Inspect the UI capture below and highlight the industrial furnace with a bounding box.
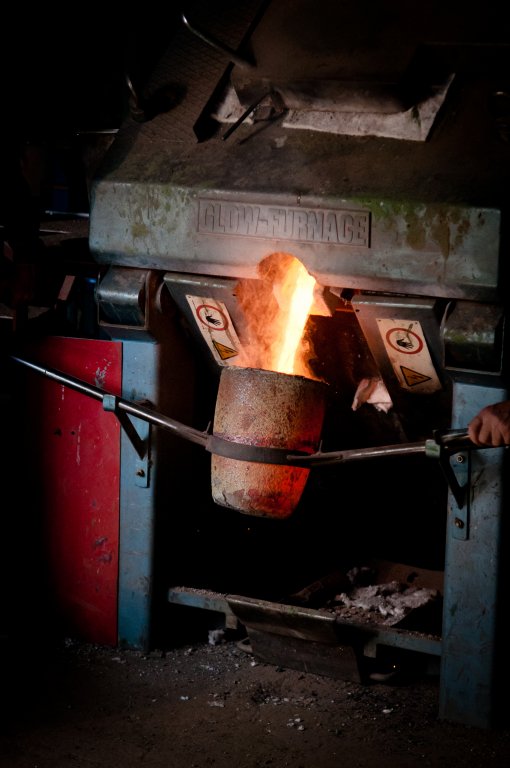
[13,0,509,730]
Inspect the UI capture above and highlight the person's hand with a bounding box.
[467,401,510,447]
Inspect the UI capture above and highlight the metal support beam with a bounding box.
[440,378,508,728]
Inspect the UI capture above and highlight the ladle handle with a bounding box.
[431,428,472,452]
[286,428,481,468]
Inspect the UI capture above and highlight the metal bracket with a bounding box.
[102,394,151,486]
[102,394,148,459]
[425,435,469,515]
[448,451,470,539]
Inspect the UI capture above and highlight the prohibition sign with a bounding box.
[385,326,424,354]
[196,303,228,331]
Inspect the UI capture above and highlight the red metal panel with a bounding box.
[22,336,122,646]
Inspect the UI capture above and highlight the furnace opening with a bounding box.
[233,251,324,380]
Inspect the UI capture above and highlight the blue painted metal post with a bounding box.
[440,378,508,728]
[117,339,163,650]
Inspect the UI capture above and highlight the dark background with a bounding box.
[0,8,184,246]
[1,9,183,139]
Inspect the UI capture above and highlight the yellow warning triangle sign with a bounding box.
[400,366,432,387]
[213,340,238,361]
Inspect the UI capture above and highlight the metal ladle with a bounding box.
[11,355,496,511]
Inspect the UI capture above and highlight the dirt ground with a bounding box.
[2,628,510,768]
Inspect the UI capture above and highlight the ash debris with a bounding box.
[325,566,441,626]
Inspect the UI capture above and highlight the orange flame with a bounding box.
[234,253,319,379]
[272,258,316,375]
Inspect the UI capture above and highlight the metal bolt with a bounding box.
[136,468,146,478]
[455,454,465,463]
[454,517,464,528]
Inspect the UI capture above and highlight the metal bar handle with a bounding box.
[11,356,209,449]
